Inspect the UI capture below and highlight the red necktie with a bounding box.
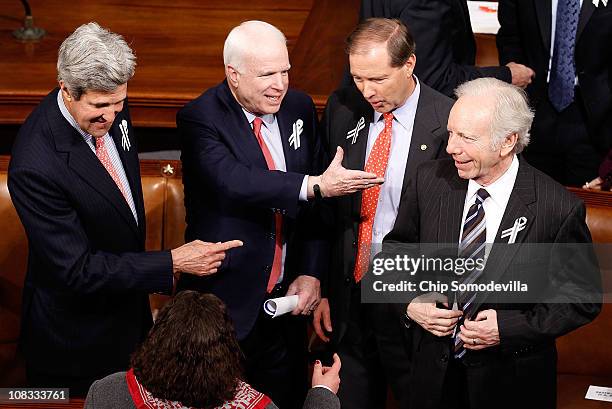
[252,118,283,293]
[353,113,393,282]
[95,136,130,204]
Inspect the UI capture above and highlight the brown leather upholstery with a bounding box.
[555,189,612,408]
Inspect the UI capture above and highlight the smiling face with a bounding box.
[226,42,290,115]
[446,95,516,186]
[349,42,415,113]
[60,82,127,138]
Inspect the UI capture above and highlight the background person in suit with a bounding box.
[8,22,241,396]
[177,20,382,409]
[312,18,454,409]
[387,78,601,409]
[497,0,612,186]
[357,0,535,97]
[84,291,342,409]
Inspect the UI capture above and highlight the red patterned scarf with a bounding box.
[126,368,272,409]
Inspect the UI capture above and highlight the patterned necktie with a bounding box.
[353,112,393,282]
[252,117,284,293]
[454,188,489,358]
[548,0,580,112]
[95,136,130,204]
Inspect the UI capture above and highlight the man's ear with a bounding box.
[405,54,416,77]
[59,81,71,101]
[226,65,239,87]
[501,132,519,155]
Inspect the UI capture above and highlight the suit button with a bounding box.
[440,354,449,363]
[345,277,352,284]
[352,241,357,248]
[265,265,271,273]
[270,232,275,239]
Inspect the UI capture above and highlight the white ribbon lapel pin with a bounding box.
[120,120,131,151]
[500,217,528,244]
[289,119,303,150]
[346,117,365,145]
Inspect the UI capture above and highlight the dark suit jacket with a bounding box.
[84,371,340,409]
[386,158,601,409]
[497,0,612,151]
[8,90,173,380]
[320,82,454,345]
[359,0,511,96]
[177,80,326,340]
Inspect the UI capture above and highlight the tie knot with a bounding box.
[94,136,105,151]
[476,188,490,203]
[383,112,393,125]
[252,117,263,136]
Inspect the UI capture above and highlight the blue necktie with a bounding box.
[454,188,489,358]
[548,0,580,112]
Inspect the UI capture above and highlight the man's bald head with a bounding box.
[223,20,287,72]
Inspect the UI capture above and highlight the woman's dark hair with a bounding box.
[131,291,242,408]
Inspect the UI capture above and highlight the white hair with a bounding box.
[455,78,534,154]
[223,20,286,72]
[57,22,136,99]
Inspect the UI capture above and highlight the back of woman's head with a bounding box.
[131,291,242,408]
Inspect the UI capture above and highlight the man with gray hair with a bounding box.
[9,22,241,395]
[385,77,600,408]
[177,20,381,408]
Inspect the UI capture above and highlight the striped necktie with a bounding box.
[454,188,489,358]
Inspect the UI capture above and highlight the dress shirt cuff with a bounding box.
[299,175,309,201]
[312,385,335,394]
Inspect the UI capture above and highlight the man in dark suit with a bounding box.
[497,0,612,186]
[358,0,535,97]
[177,20,382,409]
[8,23,241,396]
[312,18,453,409]
[385,78,601,409]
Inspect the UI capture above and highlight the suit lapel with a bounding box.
[400,86,446,199]
[344,103,374,223]
[475,160,536,307]
[534,0,553,52]
[219,82,269,169]
[276,109,296,171]
[109,116,144,227]
[577,0,595,43]
[438,173,467,243]
[49,103,140,238]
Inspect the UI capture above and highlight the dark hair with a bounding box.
[345,18,416,67]
[130,291,242,408]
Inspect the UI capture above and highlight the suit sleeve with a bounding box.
[8,166,173,295]
[178,110,305,218]
[302,387,340,409]
[496,0,527,65]
[392,0,511,96]
[497,202,602,347]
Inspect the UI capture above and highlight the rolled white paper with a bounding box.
[263,295,299,318]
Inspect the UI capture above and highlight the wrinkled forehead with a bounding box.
[241,42,290,73]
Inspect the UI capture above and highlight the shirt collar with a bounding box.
[56,89,104,146]
[242,108,275,128]
[373,76,421,131]
[466,154,520,206]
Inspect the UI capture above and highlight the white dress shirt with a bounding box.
[459,155,520,245]
[367,77,421,246]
